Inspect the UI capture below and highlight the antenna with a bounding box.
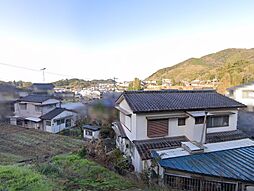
[40,68,46,82]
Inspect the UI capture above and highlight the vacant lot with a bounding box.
[0,123,84,164]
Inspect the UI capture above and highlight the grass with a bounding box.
[36,154,134,191]
[0,165,54,191]
[0,154,135,191]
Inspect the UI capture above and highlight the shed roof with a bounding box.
[155,146,254,183]
[82,125,101,131]
[40,108,68,120]
[117,90,245,113]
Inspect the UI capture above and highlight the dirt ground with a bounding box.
[0,123,84,164]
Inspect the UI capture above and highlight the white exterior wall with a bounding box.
[231,84,254,110]
[83,130,100,139]
[45,110,76,133]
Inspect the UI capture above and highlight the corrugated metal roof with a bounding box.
[155,146,254,183]
[117,90,245,113]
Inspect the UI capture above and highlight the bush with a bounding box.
[99,127,115,139]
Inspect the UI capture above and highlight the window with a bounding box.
[46,120,51,126]
[35,105,41,112]
[20,103,27,110]
[60,118,65,124]
[195,117,204,124]
[56,119,61,125]
[86,130,93,136]
[65,118,71,127]
[207,115,229,128]
[147,119,168,138]
[178,118,186,126]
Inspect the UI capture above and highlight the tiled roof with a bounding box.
[156,146,254,182]
[133,136,188,160]
[118,90,245,113]
[18,94,55,103]
[206,130,248,143]
[134,130,249,160]
[40,108,66,120]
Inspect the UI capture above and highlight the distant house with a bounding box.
[112,90,254,190]
[30,83,55,95]
[227,81,254,111]
[10,94,76,133]
[82,124,101,140]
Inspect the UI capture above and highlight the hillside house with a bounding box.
[10,94,77,133]
[227,81,254,111]
[112,90,254,190]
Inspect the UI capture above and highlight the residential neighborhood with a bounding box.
[1,1,254,190]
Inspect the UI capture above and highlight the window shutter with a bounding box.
[147,119,168,138]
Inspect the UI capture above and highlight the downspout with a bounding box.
[200,111,208,144]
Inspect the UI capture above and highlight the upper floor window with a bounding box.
[19,103,27,110]
[195,117,204,124]
[147,119,168,138]
[207,115,229,128]
[178,118,186,126]
[46,120,51,126]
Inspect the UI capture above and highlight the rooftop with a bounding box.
[227,81,254,91]
[31,83,54,90]
[155,146,254,183]
[82,124,101,131]
[40,108,67,120]
[18,94,56,103]
[117,90,245,113]
[133,130,249,160]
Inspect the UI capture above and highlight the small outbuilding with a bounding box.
[82,124,101,140]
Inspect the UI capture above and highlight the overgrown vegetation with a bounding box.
[147,48,254,93]
[0,165,54,191]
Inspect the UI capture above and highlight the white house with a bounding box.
[112,90,248,172]
[82,124,101,140]
[10,94,76,133]
[112,90,254,190]
[227,81,254,111]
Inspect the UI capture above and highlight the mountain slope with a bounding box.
[147,48,254,92]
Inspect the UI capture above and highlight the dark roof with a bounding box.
[18,94,56,103]
[31,83,54,90]
[40,108,67,120]
[133,136,188,160]
[155,146,254,183]
[206,129,249,143]
[117,90,245,113]
[227,81,254,91]
[115,122,127,138]
[82,124,101,131]
[133,130,249,160]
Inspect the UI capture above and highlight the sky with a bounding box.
[0,0,254,82]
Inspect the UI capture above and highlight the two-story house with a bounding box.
[10,94,76,133]
[112,90,254,190]
[227,81,254,111]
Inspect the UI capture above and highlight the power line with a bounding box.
[0,62,79,79]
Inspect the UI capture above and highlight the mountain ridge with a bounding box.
[146,48,254,92]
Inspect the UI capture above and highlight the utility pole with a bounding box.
[40,68,46,82]
[112,77,118,92]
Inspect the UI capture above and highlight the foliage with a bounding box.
[99,127,115,139]
[0,165,54,191]
[128,77,142,90]
[147,48,254,93]
[47,154,134,191]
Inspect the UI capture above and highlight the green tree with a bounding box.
[128,78,142,90]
